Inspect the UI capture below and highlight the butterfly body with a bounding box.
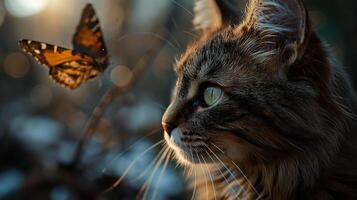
[19,4,108,89]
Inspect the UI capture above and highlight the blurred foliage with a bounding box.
[0,0,356,199]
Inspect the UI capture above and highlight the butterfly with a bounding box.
[19,4,109,89]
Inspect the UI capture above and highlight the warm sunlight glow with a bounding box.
[110,65,133,87]
[5,0,50,17]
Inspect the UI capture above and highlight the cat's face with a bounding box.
[162,28,315,165]
[162,0,332,166]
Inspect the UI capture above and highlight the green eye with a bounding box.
[203,87,223,107]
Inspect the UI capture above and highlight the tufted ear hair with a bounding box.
[241,0,310,66]
[193,0,240,31]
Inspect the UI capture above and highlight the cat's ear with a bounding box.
[242,0,309,66]
[193,0,240,31]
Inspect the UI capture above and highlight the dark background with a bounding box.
[0,0,356,199]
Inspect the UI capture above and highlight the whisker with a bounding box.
[206,145,248,197]
[204,150,237,196]
[210,143,261,199]
[232,182,245,200]
[183,30,199,38]
[142,146,171,200]
[206,148,246,200]
[206,144,245,198]
[196,151,209,200]
[135,146,167,181]
[139,146,169,199]
[201,152,217,200]
[171,0,193,17]
[231,161,261,199]
[102,128,162,175]
[209,143,224,154]
[167,18,183,49]
[137,182,148,200]
[104,139,164,192]
[151,148,173,200]
[188,149,197,200]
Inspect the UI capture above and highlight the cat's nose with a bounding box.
[162,122,177,136]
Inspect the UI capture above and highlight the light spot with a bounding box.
[41,43,47,50]
[110,65,133,87]
[4,0,50,18]
[54,45,58,53]
[34,49,41,54]
[4,52,30,78]
[27,40,32,44]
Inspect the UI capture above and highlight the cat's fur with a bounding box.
[162,0,357,199]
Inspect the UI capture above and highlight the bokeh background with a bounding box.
[0,0,356,199]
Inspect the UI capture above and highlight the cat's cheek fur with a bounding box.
[210,132,250,163]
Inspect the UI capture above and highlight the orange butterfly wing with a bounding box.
[19,39,100,89]
[17,4,108,89]
[73,3,108,68]
[50,63,99,90]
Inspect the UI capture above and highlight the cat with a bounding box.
[161,0,357,199]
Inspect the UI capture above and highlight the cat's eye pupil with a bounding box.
[203,86,222,107]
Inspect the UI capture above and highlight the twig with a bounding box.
[70,8,176,167]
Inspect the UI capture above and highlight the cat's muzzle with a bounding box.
[164,127,208,157]
[164,127,184,149]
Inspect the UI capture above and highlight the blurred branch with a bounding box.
[70,6,177,168]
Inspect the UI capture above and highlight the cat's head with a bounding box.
[162,0,344,167]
